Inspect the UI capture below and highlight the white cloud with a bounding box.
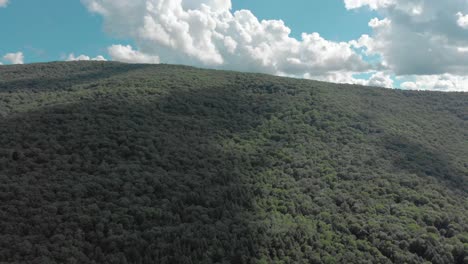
[66,53,107,61]
[368,18,391,29]
[310,71,393,88]
[456,12,468,29]
[344,0,395,10]
[400,81,418,90]
[108,45,160,63]
[82,0,370,78]
[94,55,107,61]
[306,71,366,85]
[80,0,468,91]
[0,0,8,8]
[367,71,394,88]
[3,52,24,64]
[400,74,468,92]
[351,0,468,79]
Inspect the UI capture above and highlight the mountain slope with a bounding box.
[0,61,467,264]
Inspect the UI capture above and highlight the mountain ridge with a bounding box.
[0,61,467,264]
[2,60,467,93]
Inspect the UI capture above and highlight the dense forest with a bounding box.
[0,61,467,264]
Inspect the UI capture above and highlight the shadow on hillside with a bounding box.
[0,62,151,92]
[0,80,284,263]
[381,135,467,193]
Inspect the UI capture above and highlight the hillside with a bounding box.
[0,61,467,264]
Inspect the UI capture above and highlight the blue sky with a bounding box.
[1,0,468,91]
[233,0,378,41]
[0,0,121,62]
[0,0,376,62]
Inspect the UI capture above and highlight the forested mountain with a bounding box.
[0,61,466,264]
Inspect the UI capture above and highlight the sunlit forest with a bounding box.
[0,61,467,264]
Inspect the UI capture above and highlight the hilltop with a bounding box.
[0,61,467,264]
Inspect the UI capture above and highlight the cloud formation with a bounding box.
[82,0,371,81]
[457,12,468,29]
[401,74,468,92]
[353,0,468,76]
[81,0,468,91]
[108,45,160,63]
[66,53,107,61]
[0,0,8,8]
[3,52,24,64]
[349,0,468,91]
[310,71,394,88]
[344,0,394,10]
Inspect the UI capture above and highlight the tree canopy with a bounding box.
[0,61,467,264]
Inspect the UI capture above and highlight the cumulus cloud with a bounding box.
[348,0,468,92]
[3,52,24,64]
[80,0,468,91]
[0,0,8,8]
[309,70,393,88]
[82,0,370,78]
[401,74,468,91]
[67,53,107,61]
[457,12,468,29]
[311,71,365,85]
[351,0,468,77]
[367,71,394,88]
[344,0,394,10]
[368,18,391,29]
[108,45,160,63]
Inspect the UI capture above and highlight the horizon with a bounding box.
[2,60,467,94]
[1,0,468,91]
[0,9,467,263]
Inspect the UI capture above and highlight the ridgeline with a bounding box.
[0,61,467,264]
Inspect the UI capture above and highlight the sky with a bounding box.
[1,0,468,91]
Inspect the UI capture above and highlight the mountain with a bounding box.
[0,61,467,264]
